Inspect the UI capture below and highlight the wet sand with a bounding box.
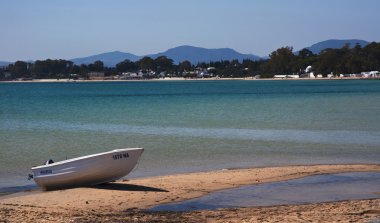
[1,164,379,222]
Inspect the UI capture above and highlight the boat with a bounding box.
[30,148,144,190]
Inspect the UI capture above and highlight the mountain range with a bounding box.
[1,39,372,67]
[306,39,369,54]
[71,51,140,67]
[71,45,261,67]
[147,46,261,65]
[70,39,371,67]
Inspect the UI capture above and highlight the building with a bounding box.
[361,71,380,78]
[87,72,104,80]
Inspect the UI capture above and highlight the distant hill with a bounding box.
[148,45,261,64]
[70,46,261,67]
[71,51,140,67]
[0,61,11,67]
[305,39,369,54]
[68,40,371,67]
[4,40,372,68]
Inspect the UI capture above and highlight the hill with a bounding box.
[0,61,11,67]
[3,40,370,68]
[305,39,369,54]
[71,51,140,67]
[68,40,371,67]
[148,45,261,64]
[69,46,261,67]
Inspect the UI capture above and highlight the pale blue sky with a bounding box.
[0,0,379,61]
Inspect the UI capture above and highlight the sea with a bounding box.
[1,79,380,192]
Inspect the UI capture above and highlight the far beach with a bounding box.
[2,74,377,84]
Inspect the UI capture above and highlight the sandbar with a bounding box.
[1,164,379,222]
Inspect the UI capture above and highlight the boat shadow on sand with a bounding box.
[0,183,168,198]
[89,183,168,192]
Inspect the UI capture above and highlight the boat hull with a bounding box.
[31,148,144,190]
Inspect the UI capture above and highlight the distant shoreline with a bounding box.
[1,76,376,83]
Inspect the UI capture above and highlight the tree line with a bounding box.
[1,42,379,80]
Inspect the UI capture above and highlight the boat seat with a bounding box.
[45,159,54,165]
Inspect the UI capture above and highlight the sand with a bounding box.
[1,164,379,222]
[3,76,368,83]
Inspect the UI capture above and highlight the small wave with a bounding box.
[2,120,380,146]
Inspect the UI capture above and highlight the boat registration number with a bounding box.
[113,153,129,160]
[40,169,52,175]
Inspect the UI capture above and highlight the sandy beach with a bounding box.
[1,164,379,222]
[2,75,371,83]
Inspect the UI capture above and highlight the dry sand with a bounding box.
[3,76,367,83]
[1,164,379,222]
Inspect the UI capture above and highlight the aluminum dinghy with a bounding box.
[31,148,144,190]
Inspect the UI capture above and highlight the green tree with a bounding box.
[178,60,192,72]
[364,42,380,71]
[88,60,104,72]
[298,48,314,59]
[138,56,155,71]
[295,48,317,74]
[346,44,365,74]
[242,59,263,76]
[11,61,29,77]
[314,49,340,74]
[154,56,174,72]
[264,46,296,75]
[116,59,138,73]
[80,64,89,78]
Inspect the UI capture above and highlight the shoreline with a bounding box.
[1,76,377,83]
[1,164,379,222]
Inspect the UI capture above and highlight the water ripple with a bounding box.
[2,120,380,146]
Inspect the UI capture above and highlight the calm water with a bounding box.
[151,172,380,211]
[1,79,380,190]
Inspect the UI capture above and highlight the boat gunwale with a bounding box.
[31,148,143,170]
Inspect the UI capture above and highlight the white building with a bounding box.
[361,71,380,78]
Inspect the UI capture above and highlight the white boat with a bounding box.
[31,148,144,190]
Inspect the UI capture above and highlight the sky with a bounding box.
[0,0,379,61]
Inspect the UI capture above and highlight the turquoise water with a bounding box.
[1,80,380,190]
